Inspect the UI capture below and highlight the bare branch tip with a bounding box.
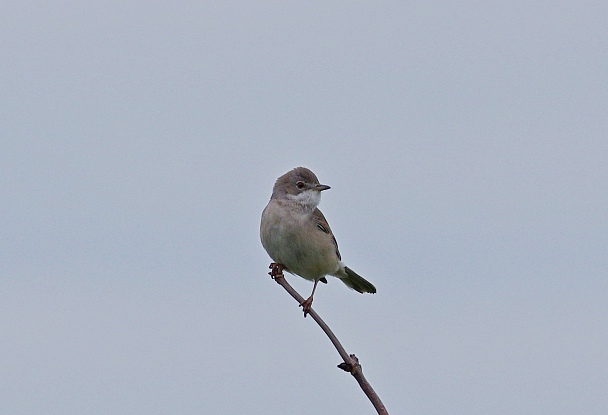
[265,264,388,414]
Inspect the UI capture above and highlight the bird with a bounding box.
[260,167,376,315]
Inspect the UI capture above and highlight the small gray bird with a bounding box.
[260,167,376,314]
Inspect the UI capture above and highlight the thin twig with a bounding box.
[269,263,389,415]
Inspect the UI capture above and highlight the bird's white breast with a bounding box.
[260,199,339,280]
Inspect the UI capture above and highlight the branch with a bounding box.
[269,263,389,415]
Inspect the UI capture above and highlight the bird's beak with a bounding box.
[315,184,331,191]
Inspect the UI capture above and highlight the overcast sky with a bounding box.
[1,2,607,414]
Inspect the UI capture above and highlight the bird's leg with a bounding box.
[269,263,284,279]
[300,278,320,317]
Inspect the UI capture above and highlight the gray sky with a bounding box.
[1,2,607,414]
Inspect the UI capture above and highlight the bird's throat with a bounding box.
[286,189,321,211]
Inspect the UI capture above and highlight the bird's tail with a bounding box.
[339,267,376,294]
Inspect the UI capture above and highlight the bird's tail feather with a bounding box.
[340,267,376,294]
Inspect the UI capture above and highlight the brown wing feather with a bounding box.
[313,208,341,261]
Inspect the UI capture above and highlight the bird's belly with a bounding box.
[261,215,338,280]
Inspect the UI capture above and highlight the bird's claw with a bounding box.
[269,263,284,279]
[299,296,313,317]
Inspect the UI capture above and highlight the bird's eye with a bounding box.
[296,181,305,189]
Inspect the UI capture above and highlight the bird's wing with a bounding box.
[313,208,341,261]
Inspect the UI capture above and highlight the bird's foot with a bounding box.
[299,295,314,318]
[268,263,284,279]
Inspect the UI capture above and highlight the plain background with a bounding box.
[1,2,607,414]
